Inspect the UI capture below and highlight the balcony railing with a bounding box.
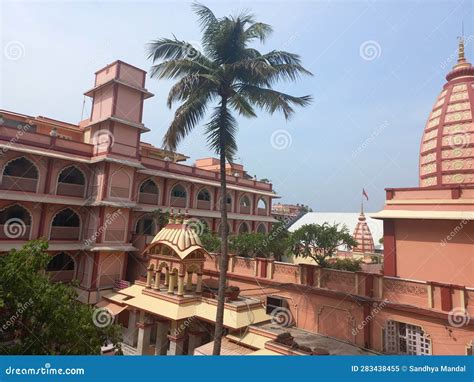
[240,206,251,214]
[50,226,80,240]
[56,182,85,197]
[138,192,159,204]
[48,270,75,283]
[0,224,31,240]
[0,175,38,192]
[196,200,211,210]
[258,208,267,216]
[170,197,186,208]
[104,229,125,242]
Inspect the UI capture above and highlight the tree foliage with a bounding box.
[0,241,122,355]
[289,223,358,267]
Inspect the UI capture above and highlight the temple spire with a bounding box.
[458,35,466,64]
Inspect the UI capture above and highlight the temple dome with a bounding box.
[352,209,375,254]
[419,38,474,187]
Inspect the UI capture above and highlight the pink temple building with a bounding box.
[0,60,277,304]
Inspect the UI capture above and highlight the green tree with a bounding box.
[0,241,122,355]
[326,258,362,272]
[229,232,267,258]
[199,226,221,253]
[265,221,290,261]
[147,3,312,354]
[152,208,170,230]
[289,223,358,267]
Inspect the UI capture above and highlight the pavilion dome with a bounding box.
[419,38,474,187]
[352,209,375,254]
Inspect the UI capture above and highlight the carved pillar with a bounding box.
[196,273,203,294]
[153,271,160,290]
[185,272,193,291]
[146,267,153,288]
[177,274,185,296]
[168,272,176,294]
[124,309,138,347]
[167,335,185,355]
[164,268,170,286]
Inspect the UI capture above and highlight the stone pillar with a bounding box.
[154,320,170,355]
[136,312,153,355]
[146,268,153,288]
[186,272,193,291]
[187,331,204,355]
[124,310,138,346]
[196,273,203,294]
[168,273,176,294]
[167,335,185,355]
[177,274,185,296]
[164,268,170,286]
[153,271,160,290]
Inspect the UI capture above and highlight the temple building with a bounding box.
[0,60,277,304]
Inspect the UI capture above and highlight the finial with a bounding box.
[458,35,466,64]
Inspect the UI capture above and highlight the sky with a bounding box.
[1,0,472,212]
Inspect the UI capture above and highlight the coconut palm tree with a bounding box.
[147,3,312,355]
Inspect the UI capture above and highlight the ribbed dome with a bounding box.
[419,38,474,187]
[352,210,375,254]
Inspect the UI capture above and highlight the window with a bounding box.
[3,157,38,179]
[197,189,211,201]
[257,223,267,234]
[140,179,158,194]
[47,252,74,271]
[0,204,31,239]
[384,321,431,355]
[136,216,156,236]
[171,184,186,198]
[240,196,250,207]
[239,222,250,233]
[257,198,267,209]
[52,209,80,227]
[58,166,85,185]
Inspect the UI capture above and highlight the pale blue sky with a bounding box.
[1,0,472,211]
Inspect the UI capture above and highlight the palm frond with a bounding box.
[167,74,217,108]
[205,105,238,162]
[149,58,214,80]
[228,91,257,118]
[162,93,211,151]
[238,84,312,119]
[244,22,273,42]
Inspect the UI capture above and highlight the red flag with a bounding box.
[362,188,369,201]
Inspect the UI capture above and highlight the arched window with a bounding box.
[47,252,75,271]
[57,166,85,197]
[257,198,267,215]
[256,223,267,234]
[197,188,211,209]
[239,195,251,214]
[50,208,80,240]
[1,157,38,192]
[238,222,250,234]
[135,215,157,236]
[139,179,159,204]
[0,204,31,239]
[170,184,187,208]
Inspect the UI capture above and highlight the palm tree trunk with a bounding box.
[212,98,230,355]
